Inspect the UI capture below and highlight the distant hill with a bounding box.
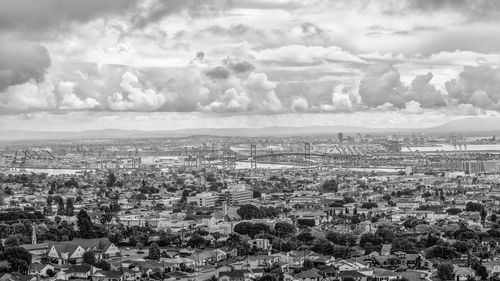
[1,116,500,140]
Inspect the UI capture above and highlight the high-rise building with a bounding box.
[338,132,344,143]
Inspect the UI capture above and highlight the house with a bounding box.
[380,244,392,256]
[20,243,49,263]
[249,238,272,251]
[401,254,422,269]
[71,238,121,259]
[47,238,120,265]
[293,268,322,281]
[337,270,369,281]
[372,269,402,281]
[373,255,398,268]
[0,273,12,281]
[453,266,476,281]
[219,270,250,281]
[28,263,54,277]
[64,264,93,279]
[93,270,124,281]
[334,259,369,272]
[484,260,500,276]
[244,255,280,269]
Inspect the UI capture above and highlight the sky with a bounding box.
[2,0,500,131]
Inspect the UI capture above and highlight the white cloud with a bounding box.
[291,96,309,112]
[199,88,250,112]
[108,71,167,111]
[0,80,56,112]
[253,45,364,64]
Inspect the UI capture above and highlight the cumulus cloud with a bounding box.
[407,72,445,108]
[0,40,51,90]
[445,65,500,111]
[358,64,407,108]
[108,72,167,111]
[199,88,250,112]
[58,81,99,110]
[403,100,424,114]
[291,97,309,112]
[320,84,355,112]
[0,80,56,112]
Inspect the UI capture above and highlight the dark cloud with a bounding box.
[0,41,51,90]
[445,65,500,110]
[227,61,255,73]
[0,0,138,34]
[132,0,230,29]
[381,0,500,22]
[206,66,231,79]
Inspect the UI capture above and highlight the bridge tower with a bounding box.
[304,142,311,165]
[250,144,257,169]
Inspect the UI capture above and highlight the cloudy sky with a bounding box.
[2,0,500,131]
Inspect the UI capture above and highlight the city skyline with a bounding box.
[2,0,500,130]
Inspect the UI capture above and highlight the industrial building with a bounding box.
[187,192,219,207]
[462,161,484,175]
[219,184,253,205]
[483,160,500,173]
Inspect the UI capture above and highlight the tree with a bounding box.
[82,250,96,265]
[234,222,271,238]
[187,234,208,248]
[45,268,56,277]
[492,213,498,222]
[466,202,484,212]
[46,195,53,206]
[437,263,454,280]
[4,236,20,247]
[237,204,263,220]
[302,259,315,270]
[94,260,111,270]
[65,198,74,216]
[148,243,161,260]
[0,247,32,273]
[274,222,295,238]
[205,276,218,281]
[472,261,488,280]
[320,179,338,192]
[361,202,378,209]
[481,209,487,222]
[446,208,462,215]
[77,209,94,238]
[106,172,117,187]
[297,231,315,244]
[56,196,65,215]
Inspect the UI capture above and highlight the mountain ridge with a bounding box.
[1,116,500,141]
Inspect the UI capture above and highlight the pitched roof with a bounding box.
[294,268,322,279]
[337,270,369,278]
[71,238,113,252]
[219,270,249,278]
[94,270,124,279]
